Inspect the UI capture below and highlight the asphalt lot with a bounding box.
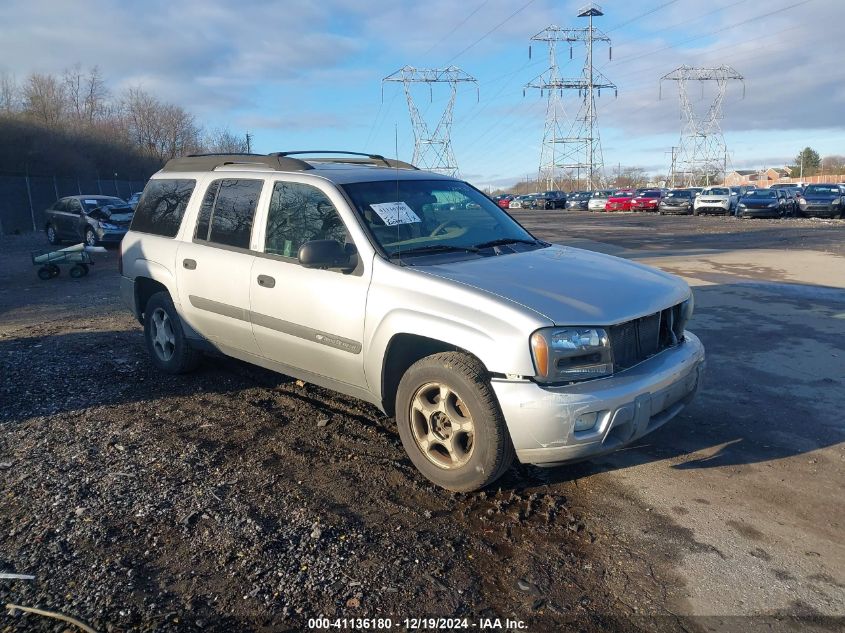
[1,210,844,632]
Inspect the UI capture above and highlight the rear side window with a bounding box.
[194,179,263,249]
[130,179,196,237]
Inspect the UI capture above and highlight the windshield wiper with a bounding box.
[388,244,480,259]
[472,237,540,249]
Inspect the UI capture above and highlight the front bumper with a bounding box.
[803,202,841,217]
[739,207,781,218]
[660,205,692,215]
[492,331,705,465]
[120,275,139,320]
[96,228,128,243]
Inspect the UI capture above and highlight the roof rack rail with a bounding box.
[270,151,418,170]
[161,153,314,173]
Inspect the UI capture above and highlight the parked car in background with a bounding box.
[493,194,513,209]
[605,190,635,212]
[693,186,737,216]
[588,190,614,211]
[127,192,143,209]
[45,195,133,246]
[630,190,664,212]
[798,183,845,218]
[508,194,535,210]
[735,188,791,218]
[777,185,803,210]
[687,187,704,198]
[565,191,591,210]
[658,189,695,215]
[533,190,567,209]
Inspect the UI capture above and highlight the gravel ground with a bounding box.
[2,210,843,632]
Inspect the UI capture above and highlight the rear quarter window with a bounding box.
[130,179,196,237]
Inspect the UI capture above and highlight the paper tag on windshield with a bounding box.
[369,202,421,226]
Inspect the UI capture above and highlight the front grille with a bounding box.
[609,304,685,370]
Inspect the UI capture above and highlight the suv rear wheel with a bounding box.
[143,291,201,374]
[396,352,514,492]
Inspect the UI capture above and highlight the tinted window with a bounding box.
[804,185,841,194]
[130,179,196,237]
[195,179,262,249]
[265,182,348,258]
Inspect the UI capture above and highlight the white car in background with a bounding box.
[693,186,738,216]
[588,190,614,211]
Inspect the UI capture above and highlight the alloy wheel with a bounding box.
[410,382,475,469]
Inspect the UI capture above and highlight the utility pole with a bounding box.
[382,66,478,177]
[660,65,744,187]
[245,132,252,154]
[525,3,615,191]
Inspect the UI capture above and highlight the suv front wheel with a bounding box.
[143,291,201,374]
[396,352,514,492]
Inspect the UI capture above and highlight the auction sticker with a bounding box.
[370,202,421,226]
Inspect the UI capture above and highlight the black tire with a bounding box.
[69,264,86,279]
[37,267,53,281]
[143,291,202,374]
[396,352,514,492]
[692,209,700,216]
[85,228,97,247]
[46,224,60,245]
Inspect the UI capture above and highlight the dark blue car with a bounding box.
[799,184,845,218]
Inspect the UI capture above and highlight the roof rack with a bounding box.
[270,151,418,170]
[161,153,314,173]
[160,151,418,173]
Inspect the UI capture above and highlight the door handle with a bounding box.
[183,259,197,270]
[257,274,275,288]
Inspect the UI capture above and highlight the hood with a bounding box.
[415,245,690,325]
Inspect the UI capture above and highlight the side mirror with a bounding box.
[298,239,356,273]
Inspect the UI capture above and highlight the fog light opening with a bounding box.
[574,412,599,432]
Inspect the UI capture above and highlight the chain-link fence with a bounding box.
[0,173,149,235]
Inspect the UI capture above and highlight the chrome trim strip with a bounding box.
[188,295,362,354]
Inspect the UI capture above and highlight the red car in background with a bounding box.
[605,190,635,211]
[493,194,513,209]
[630,190,665,212]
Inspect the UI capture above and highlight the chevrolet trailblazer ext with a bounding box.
[120,152,704,491]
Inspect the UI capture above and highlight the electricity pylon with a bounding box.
[382,66,478,177]
[660,65,745,186]
[525,3,615,190]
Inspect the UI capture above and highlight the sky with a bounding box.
[1,0,843,189]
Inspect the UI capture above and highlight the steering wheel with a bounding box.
[429,219,461,237]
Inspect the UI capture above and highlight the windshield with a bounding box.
[703,188,729,196]
[666,190,691,198]
[640,191,661,198]
[745,190,776,198]
[612,191,634,198]
[804,185,841,194]
[342,179,538,259]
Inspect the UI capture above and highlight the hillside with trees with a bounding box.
[0,65,247,179]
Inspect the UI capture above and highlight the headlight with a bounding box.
[99,221,119,229]
[530,327,612,383]
[738,203,746,208]
[767,202,777,208]
[799,198,808,209]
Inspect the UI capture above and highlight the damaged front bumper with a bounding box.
[492,331,705,465]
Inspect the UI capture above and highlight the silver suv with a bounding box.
[120,152,705,491]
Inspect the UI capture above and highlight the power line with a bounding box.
[605,0,680,32]
[610,0,814,67]
[444,0,538,65]
[423,0,491,57]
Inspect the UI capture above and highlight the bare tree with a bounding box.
[0,71,20,114]
[23,73,66,126]
[63,64,108,127]
[122,87,201,161]
[203,127,249,154]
